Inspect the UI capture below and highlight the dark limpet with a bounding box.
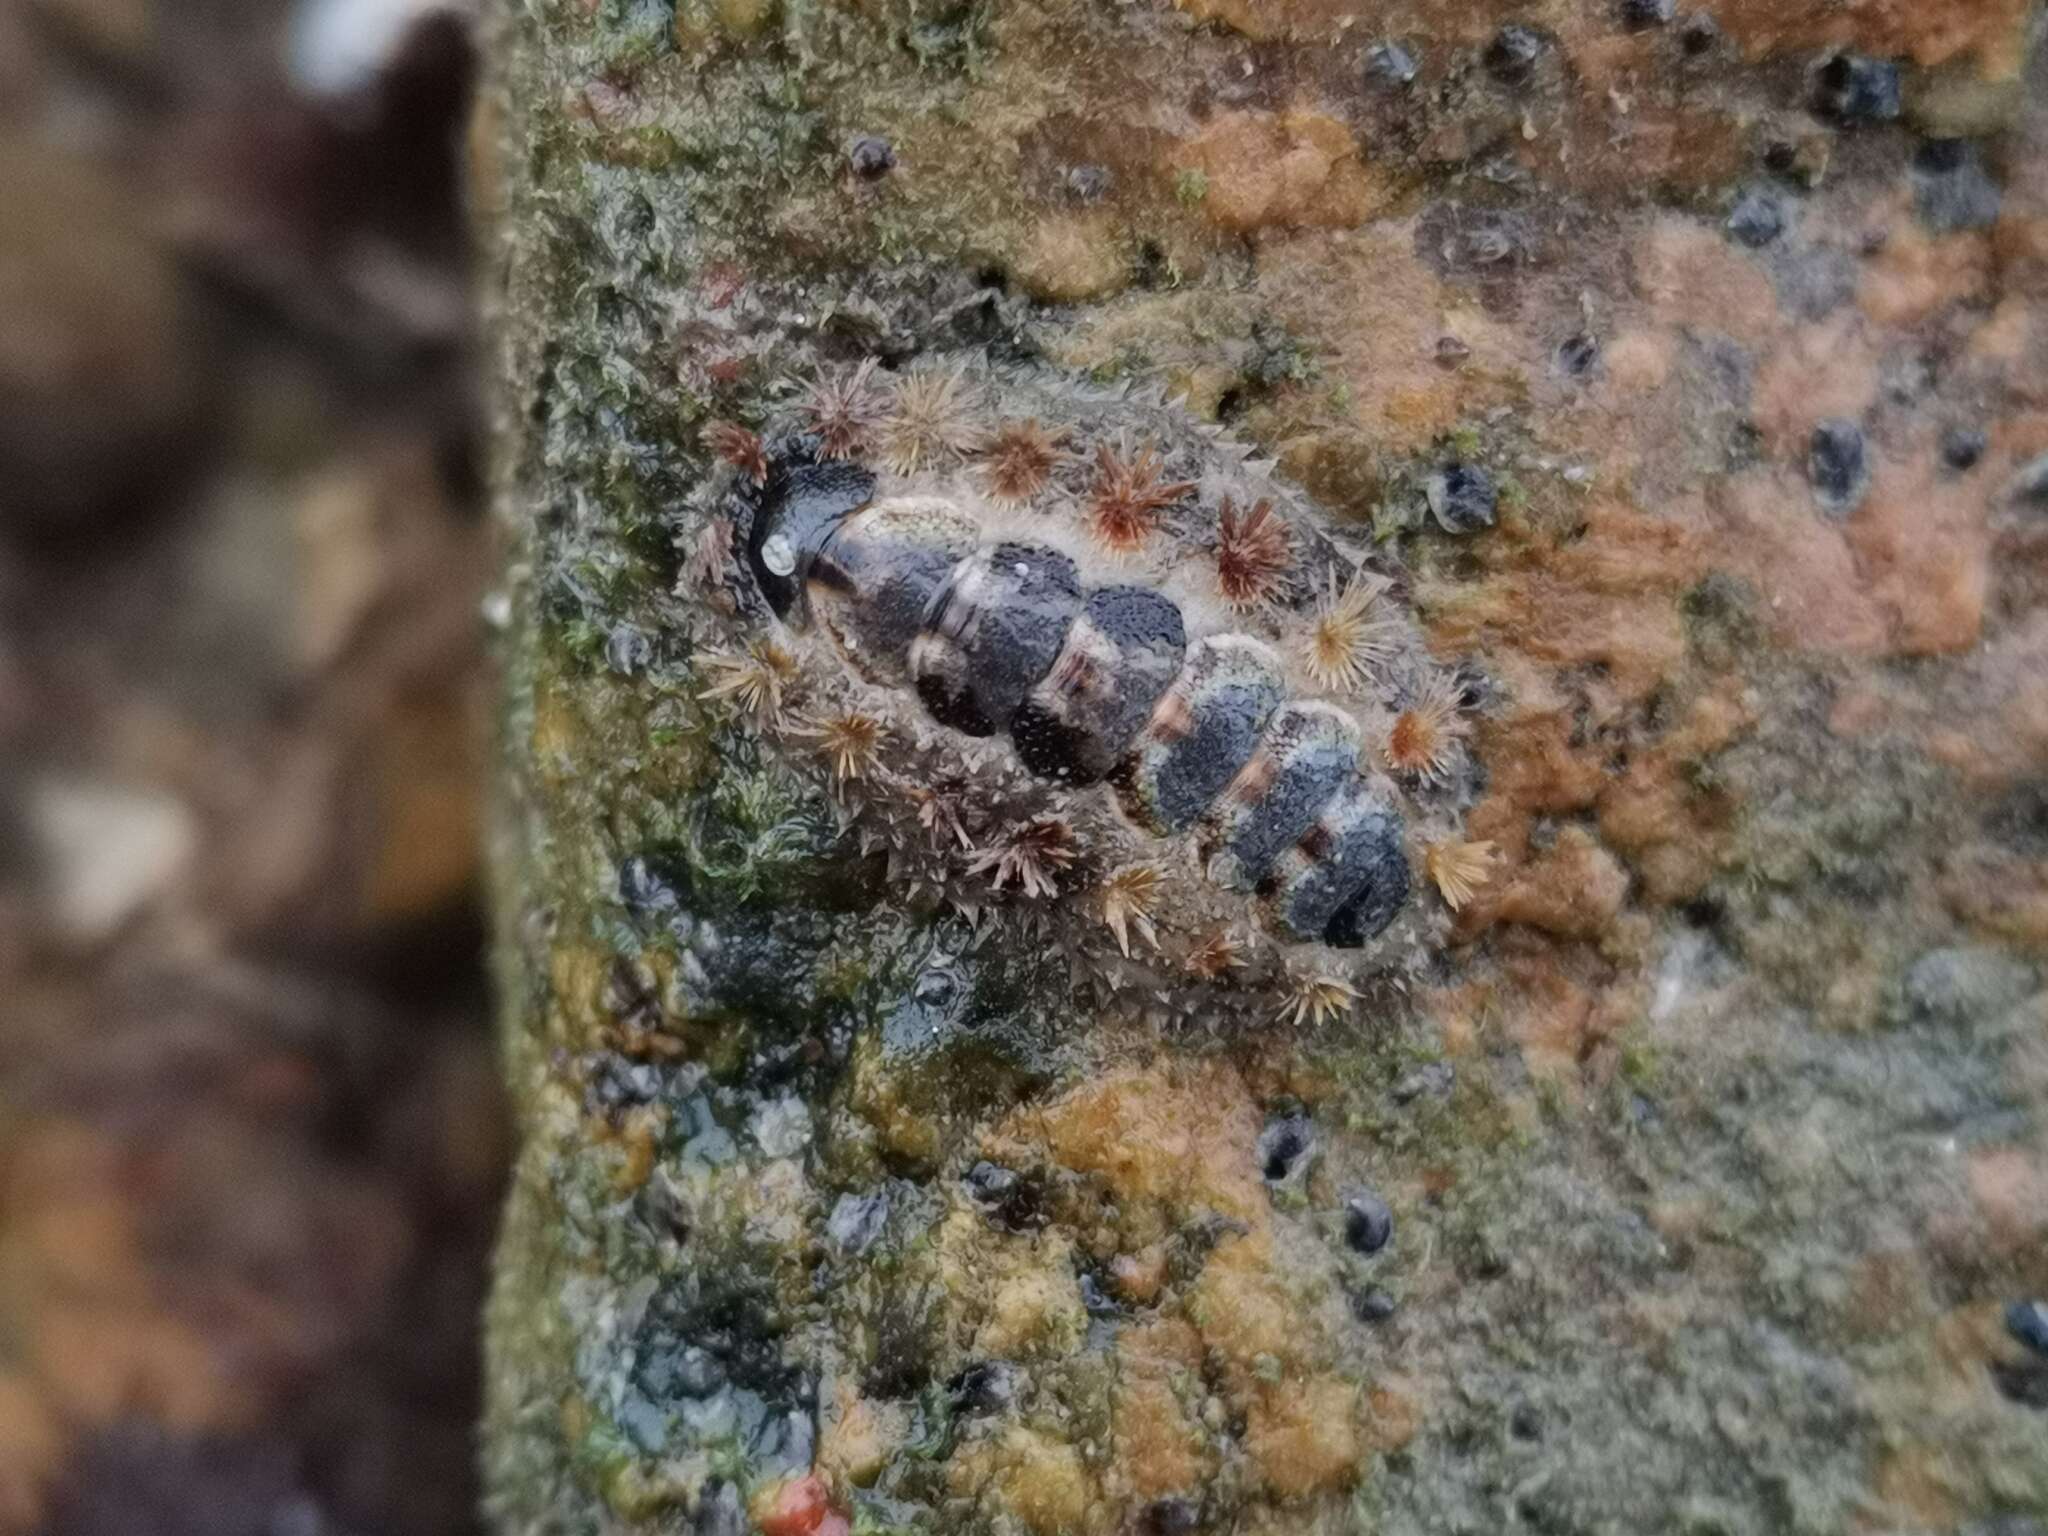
[1427,463,1498,533]
[1726,188,1786,248]
[1343,1189,1394,1254]
[1808,419,1869,516]
[1484,24,1547,86]
[847,134,897,179]
[1812,53,1901,125]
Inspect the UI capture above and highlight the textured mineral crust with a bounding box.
[480,0,2048,1531]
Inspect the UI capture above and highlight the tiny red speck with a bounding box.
[702,262,747,311]
[760,1475,833,1536]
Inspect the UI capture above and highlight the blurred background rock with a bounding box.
[0,1,502,1532]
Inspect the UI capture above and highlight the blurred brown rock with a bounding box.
[205,437,489,951]
[0,142,206,539]
[29,0,155,67]
[0,3,494,1534]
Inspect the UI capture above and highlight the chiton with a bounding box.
[702,358,1484,957]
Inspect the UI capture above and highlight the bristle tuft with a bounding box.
[907,783,974,851]
[879,367,980,475]
[1425,838,1498,911]
[1214,497,1294,609]
[967,815,1078,899]
[706,420,767,484]
[698,638,798,726]
[803,709,886,783]
[1098,863,1165,957]
[1304,570,1400,693]
[980,419,1071,503]
[680,516,734,594]
[1085,441,1196,555]
[800,359,883,460]
[1383,672,1470,784]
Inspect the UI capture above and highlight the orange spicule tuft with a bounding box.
[1185,926,1248,980]
[979,418,1071,503]
[1277,972,1359,1027]
[800,358,882,460]
[698,638,798,725]
[966,815,1078,899]
[1424,838,1498,912]
[878,367,981,475]
[1382,673,1469,784]
[1214,497,1294,609]
[803,709,886,783]
[1303,569,1400,693]
[1097,863,1165,957]
[1084,440,1196,554]
[705,420,768,485]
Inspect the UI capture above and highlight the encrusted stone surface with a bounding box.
[481,0,2048,1531]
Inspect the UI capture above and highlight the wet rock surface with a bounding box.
[482,0,2048,1532]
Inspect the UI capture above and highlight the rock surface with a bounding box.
[480,0,2048,1532]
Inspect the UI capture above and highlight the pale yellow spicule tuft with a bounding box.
[879,367,981,475]
[1097,862,1166,957]
[697,638,797,725]
[1425,838,1498,911]
[1303,568,1400,693]
[1277,971,1359,1027]
[1185,926,1249,980]
[802,709,886,784]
